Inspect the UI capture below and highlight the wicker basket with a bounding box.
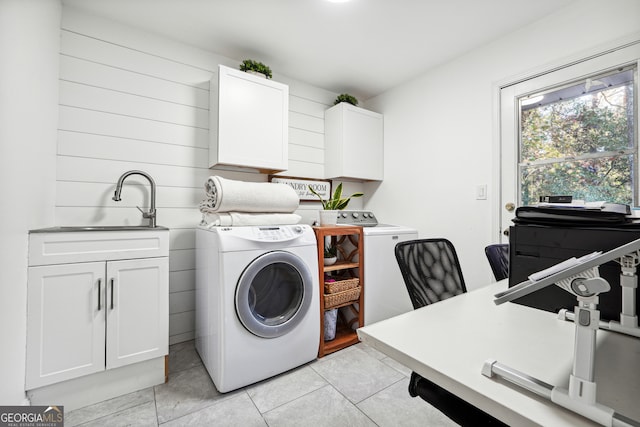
[324,286,361,309]
[324,277,359,294]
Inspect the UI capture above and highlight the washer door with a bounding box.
[235,250,314,338]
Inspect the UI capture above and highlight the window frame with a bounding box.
[516,64,638,206]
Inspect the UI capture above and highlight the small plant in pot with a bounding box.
[334,93,358,106]
[324,245,338,266]
[239,59,272,79]
[309,182,363,226]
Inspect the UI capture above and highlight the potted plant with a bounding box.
[324,245,338,265]
[239,59,273,79]
[308,182,363,226]
[334,93,358,106]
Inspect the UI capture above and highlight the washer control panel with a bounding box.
[253,225,304,241]
[336,210,378,227]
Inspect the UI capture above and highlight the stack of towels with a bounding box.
[199,175,301,227]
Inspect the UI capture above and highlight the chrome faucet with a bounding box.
[112,170,157,228]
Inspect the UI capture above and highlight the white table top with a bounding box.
[357,281,640,427]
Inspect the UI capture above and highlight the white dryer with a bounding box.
[195,224,319,393]
[337,211,418,324]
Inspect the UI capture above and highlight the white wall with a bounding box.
[10,0,628,403]
[58,7,362,345]
[0,0,60,405]
[365,0,640,290]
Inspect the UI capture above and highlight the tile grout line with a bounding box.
[70,340,416,426]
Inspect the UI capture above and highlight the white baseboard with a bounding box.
[27,357,165,411]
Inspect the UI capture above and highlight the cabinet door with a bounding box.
[325,103,384,180]
[26,262,106,389]
[106,257,168,369]
[210,65,289,171]
[343,107,383,180]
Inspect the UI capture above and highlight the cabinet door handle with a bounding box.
[110,278,114,310]
[98,278,102,310]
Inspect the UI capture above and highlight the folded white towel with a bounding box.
[201,212,302,227]
[201,176,299,213]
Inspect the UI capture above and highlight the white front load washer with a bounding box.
[195,224,319,393]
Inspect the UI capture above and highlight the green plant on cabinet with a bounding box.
[308,182,363,210]
[239,59,273,79]
[334,93,358,106]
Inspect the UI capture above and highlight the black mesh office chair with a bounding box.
[395,238,466,308]
[395,239,508,427]
[484,244,509,281]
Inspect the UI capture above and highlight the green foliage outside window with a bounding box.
[520,73,635,206]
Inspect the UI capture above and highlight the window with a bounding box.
[518,66,637,206]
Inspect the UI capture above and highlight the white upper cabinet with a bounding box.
[209,65,289,172]
[324,103,384,181]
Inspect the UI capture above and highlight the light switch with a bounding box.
[476,184,487,200]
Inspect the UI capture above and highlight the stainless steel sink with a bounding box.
[30,225,169,233]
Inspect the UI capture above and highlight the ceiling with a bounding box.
[62,0,575,101]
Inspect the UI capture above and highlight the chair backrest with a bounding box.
[484,244,509,281]
[394,238,467,309]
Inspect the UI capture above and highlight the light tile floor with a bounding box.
[66,340,458,426]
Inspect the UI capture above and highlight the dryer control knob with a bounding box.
[293,226,303,234]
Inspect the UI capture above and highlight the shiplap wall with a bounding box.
[59,8,356,344]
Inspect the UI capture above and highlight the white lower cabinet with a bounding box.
[26,230,169,391]
[106,258,168,370]
[26,262,106,388]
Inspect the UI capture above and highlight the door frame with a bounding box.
[492,33,640,243]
